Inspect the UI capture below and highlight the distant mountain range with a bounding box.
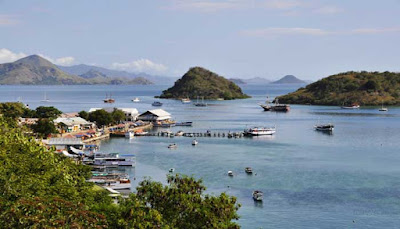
[229,75,307,85]
[0,55,174,85]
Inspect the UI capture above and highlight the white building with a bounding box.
[89,108,139,122]
[54,117,94,133]
[137,109,172,121]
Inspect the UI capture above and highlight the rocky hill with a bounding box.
[271,75,306,84]
[0,55,153,85]
[159,67,250,100]
[277,71,400,105]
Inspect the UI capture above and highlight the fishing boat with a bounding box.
[103,93,115,103]
[41,92,50,102]
[175,121,193,126]
[181,98,191,104]
[125,131,134,139]
[314,124,334,131]
[168,143,177,149]
[244,127,276,136]
[379,101,388,111]
[152,101,163,106]
[341,103,360,109]
[245,167,253,174]
[132,97,140,102]
[192,139,198,146]
[228,171,234,176]
[253,190,263,201]
[194,96,207,107]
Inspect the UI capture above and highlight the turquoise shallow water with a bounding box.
[2,84,400,228]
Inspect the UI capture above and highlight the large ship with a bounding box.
[260,97,290,112]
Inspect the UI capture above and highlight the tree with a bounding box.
[31,118,58,138]
[88,109,113,127]
[35,106,62,119]
[0,102,26,118]
[111,108,125,124]
[136,174,241,228]
[78,110,89,120]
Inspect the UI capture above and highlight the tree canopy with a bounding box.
[88,109,113,127]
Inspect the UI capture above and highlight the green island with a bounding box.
[277,71,400,106]
[159,67,250,100]
[0,104,241,228]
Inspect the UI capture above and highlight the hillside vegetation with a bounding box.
[277,71,400,105]
[159,67,250,100]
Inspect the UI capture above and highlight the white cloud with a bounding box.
[313,6,343,15]
[38,54,75,66]
[0,48,27,63]
[240,27,332,37]
[111,59,168,73]
[0,15,19,26]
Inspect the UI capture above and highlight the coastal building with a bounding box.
[137,109,172,121]
[18,117,39,126]
[89,108,139,122]
[54,117,95,133]
[46,138,85,151]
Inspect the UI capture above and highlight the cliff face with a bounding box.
[159,67,250,100]
[277,71,400,105]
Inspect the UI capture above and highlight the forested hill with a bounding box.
[277,71,400,106]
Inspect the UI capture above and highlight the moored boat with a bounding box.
[314,124,334,131]
[152,101,163,106]
[244,127,276,136]
[192,139,198,145]
[175,121,193,126]
[245,167,253,174]
[379,101,388,111]
[253,190,263,201]
[228,171,234,176]
[125,131,134,139]
[194,96,207,107]
[181,98,191,104]
[103,93,115,103]
[132,97,140,102]
[341,103,360,109]
[168,143,177,149]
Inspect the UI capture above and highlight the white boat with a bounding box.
[341,103,360,109]
[152,101,163,106]
[168,143,177,149]
[253,190,263,201]
[125,131,134,139]
[314,124,334,131]
[192,139,198,146]
[134,131,148,136]
[169,168,175,173]
[379,101,388,111]
[228,171,234,176]
[244,127,276,136]
[181,98,191,104]
[132,97,140,102]
[41,92,50,102]
[245,167,253,174]
[175,130,184,136]
[93,154,135,167]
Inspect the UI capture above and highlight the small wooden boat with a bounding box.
[168,143,177,149]
[245,167,253,174]
[253,190,263,201]
[152,101,163,106]
[314,124,334,131]
[192,139,198,146]
[228,171,234,176]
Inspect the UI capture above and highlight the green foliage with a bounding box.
[30,118,58,138]
[88,109,113,127]
[0,102,26,118]
[159,67,250,100]
[111,108,126,123]
[278,71,400,105]
[0,197,107,228]
[35,106,62,119]
[78,110,89,120]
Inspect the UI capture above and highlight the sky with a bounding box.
[1,0,400,80]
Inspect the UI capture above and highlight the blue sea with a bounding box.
[2,84,400,228]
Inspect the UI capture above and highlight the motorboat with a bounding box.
[168,143,178,149]
[244,127,276,136]
[192,139,198,146]
[175,122,193,126]
[152,101,163,106]
[341,103,360,109]
[125,131,134,139]
[134,131,148,136]
[132,97,140,102]
[228,171,234,176]
[181,98,191,104]
[253,190,263,201]
[245,167,253,174]
[314,124,334,131]
[169,168,175,173]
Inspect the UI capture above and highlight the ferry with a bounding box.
[244,127,276,136]
[253,190,263,201]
